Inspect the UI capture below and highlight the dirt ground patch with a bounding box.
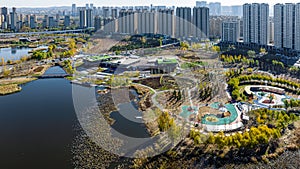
[199,106,221,115]
[0,84,21,95]
[33,66,44,72]
[0,77,36,85]
[30,65,51,76]
[133,76,177,90]
[88,38,119,54]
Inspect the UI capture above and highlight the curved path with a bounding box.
[131,82,166,111]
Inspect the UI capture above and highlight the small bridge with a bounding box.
[38,74,70,79]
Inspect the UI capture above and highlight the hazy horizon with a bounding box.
[1,0,299,8]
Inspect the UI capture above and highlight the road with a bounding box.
[0,28,94,37]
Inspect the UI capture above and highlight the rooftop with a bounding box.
[86,55,112,62]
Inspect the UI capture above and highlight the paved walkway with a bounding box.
[132,82,166,111]
[132,82,156,93]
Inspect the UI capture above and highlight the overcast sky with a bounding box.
[1,0,298,8]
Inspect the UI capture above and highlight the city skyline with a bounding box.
[1,0,298,8]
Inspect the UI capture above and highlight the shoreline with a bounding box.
[0,84,21,95]
[0,77,37,95]
[0,64,52,95]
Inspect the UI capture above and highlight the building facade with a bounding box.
[157,9,175,37]
[243,3,269,45]
[231,6,243,17]
[137,10,157,34]
[86,8,93,27]
[193,7,210,40]
[196,1,207,8]
[79,7,86,28]
[10,7,18,31]
[274,3,300,50]
[176,7,192,38]
[48,16,55,28]
[269,17,274,44]
[64,15,70,27]
[103,18,118,33]
[209,2,221,16]
[72,4,77,17]
[94,16,101,31]
[29,15,36,29]
[222,21,240,42]
[118,9,136,34]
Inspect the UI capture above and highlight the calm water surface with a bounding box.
[0,46,47,61]
[0,67,76,169]
[0,66,149,168]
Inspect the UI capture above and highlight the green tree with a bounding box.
[180,41,189,52]
[207,132,215,144]
[211,45,220,52]
[2,67,10,77]
[260,48,267,55]
[159,37,163,46]
[168,124,181,143]
[158,111,174,132]
[247,50,256,58]
[194,135,201,145]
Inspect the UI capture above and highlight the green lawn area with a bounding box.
[87,55,111,61]
[157,58,177,65]
[180,61,207,69]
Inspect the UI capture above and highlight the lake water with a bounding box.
[0,66,149,168]
[0,46,47,62]
[0,67,75,169]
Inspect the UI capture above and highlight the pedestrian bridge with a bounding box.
[38,74,70,79]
